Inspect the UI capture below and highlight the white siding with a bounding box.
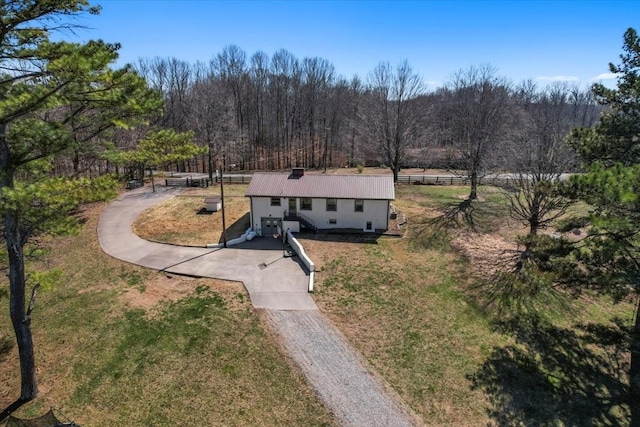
[249,196,389,235]
[282,220,300,233]
[250,197,286,235]
[308,198,388,230]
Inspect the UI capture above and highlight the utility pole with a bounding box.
[219,154,228,248]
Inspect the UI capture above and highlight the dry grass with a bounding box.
[2,182,632,426]
[0,201,335,426]
[133,185,250,246]
[302,185,634,426]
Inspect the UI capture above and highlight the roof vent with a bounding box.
[290,168,305,179]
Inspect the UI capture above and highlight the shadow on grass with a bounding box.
[0,334,13,364]
[294,232,382,245]
[0,336,21,423]
[411,192,511,249]
[0,399,25,424]
[218,212,250,244]
[469,315,630,426]
[409,198,476,249]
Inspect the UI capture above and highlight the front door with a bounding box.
[288,198,297,216]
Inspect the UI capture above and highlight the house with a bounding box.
[245,168,395,236]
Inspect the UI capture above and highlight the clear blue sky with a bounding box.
[66,0,639,88]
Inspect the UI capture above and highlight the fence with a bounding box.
[201,173,521,187]
[286,229,315,292]
[396,175,521,187]
[216,175,253,184]
[396,175,469,185]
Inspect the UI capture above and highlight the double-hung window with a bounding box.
[326,198,337,211]
[301,198,312,210]
[354,199,364,212]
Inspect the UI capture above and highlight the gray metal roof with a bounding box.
[246,173,395,200]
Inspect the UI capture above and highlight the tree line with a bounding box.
[62,45,600,187]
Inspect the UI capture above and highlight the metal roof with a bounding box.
[246,173,395,200]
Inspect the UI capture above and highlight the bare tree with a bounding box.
[187,63,238,178]
[300,57,335,168]
[364,60,425,182]
[439,64,512,199]
[504,82,594,235]
[269,49,301,169]
[213,45,248,167]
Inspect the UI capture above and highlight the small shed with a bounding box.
[204,197,222,212]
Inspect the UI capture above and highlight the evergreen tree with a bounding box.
[567,27,640,424]
[0,1,161,401]
[106,129,207,192]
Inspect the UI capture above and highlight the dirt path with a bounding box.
[266,310,422,427]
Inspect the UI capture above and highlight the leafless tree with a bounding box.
[439,64,512,199]
[504,82,594,235]
[364,60,425,182]
[269,49,301,169]
[187,63,238,178]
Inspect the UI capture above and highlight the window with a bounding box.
[301,198,312,210]
[270,197,281,207]
[366,221,372,230]
[326,198,337,211]
[329,219,337,225]
[354,199,364,212]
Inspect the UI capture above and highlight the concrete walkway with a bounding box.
[97,185,421,427]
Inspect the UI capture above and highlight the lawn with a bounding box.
[1,182,633,426]
[301,184,634,426]
[133,184,251,246]
[0,200,335,426]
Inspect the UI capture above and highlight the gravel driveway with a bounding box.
[267,310,422,427]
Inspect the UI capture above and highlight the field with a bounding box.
[1,181,633,426]
[133,184,250,246]
[303,184,633,425]
[0,201,334,426]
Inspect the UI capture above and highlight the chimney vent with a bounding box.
[291,168,305,178]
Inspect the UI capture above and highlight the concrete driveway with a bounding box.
[97,186,317,310]
[97,185,421,426]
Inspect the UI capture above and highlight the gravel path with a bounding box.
[267,310,422,427]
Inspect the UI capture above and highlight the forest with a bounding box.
[62,46,601,183]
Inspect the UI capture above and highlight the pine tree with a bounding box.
[0,1,161,401]
[568,27,640,424]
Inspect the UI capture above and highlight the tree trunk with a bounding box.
[1,123,38,401]
[208,143,214,181]
[391,165,399,183]
[469,171,478,200]
[148,168,155,193]
[8,235,38,402]
[630,298,640,427]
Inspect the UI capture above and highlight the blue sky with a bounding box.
[67,0,639,88]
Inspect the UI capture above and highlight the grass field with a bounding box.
[301,184,633,425]
[133,184,250,246]
[0,201,335,426]
[1,183,633,426]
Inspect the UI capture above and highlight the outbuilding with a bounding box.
[245,168,395,236]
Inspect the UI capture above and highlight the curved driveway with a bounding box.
[97,185,422,427]
[97,185,316,310]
